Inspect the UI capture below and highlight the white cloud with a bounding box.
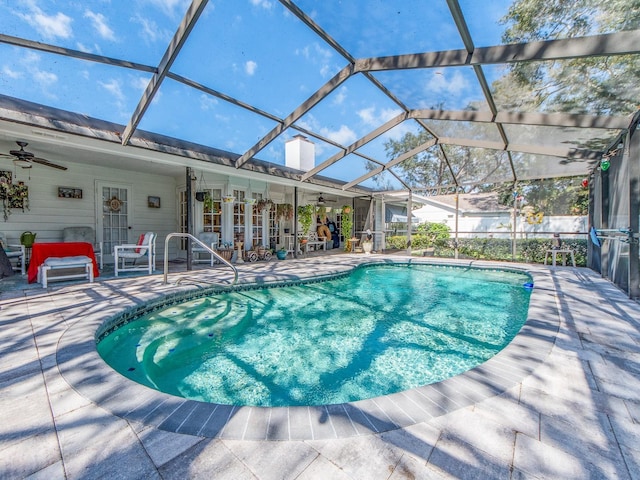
[21,51,58,90]
[33,70,57,86]
[321,125,357,145]
[143,0,191,18]
[133,15,171,44]
[18,6,73,40]
[99,79,124,101]
[296,42,334,78]
[84,11,115,41]
[1,67,21,79]
[357,106,402,127]
[131,76,150,92]
[427,70,469,95]
[199,94,218,111]
[249,0,274,9]
[332,86,347,105]
[245,60,258,76]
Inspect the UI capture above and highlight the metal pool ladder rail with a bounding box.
[163,233,238,286]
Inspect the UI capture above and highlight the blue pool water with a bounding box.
[97,263,532,407]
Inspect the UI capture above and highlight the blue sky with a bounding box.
[0,0,515,189]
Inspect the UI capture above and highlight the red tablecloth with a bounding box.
[27,242,100,283]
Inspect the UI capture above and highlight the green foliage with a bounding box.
[497,0,640,116]
[297,204,315,236]
[495,177,589,215]
[415,222,451,246]
[340,205,354,250]
[384,236,587,266]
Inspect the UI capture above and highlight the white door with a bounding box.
[96,181,133,265]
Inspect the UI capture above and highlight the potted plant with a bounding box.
[255,198,274,212]
[276,246,287,260]
[277,203,294,221]
[316,204,327,220]
[203,191,216,212]
[362,229,373,254]
[341,205,353,251]
[297,204,315,237]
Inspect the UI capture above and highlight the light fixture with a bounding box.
[13,159,32,169]
[317,195,325,205]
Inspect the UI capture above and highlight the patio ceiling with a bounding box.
[0,0,637,195]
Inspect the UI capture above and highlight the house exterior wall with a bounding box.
[1,161,179,262]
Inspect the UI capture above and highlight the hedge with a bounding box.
[385,236,587,267]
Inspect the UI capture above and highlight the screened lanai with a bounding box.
[0,0,639,296]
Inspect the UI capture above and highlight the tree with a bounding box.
[495,177,589,215]
[496,0,640,117]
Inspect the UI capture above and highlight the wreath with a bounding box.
[108,196,122,212]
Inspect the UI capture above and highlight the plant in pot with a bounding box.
[277,203,294,221]
[297,204,315,237]
[276,246,287,260]
[362,229,373,254]
[255,198,274,212]
[341,205,354,251]
[316,204,327,221]
[202,191,216,213]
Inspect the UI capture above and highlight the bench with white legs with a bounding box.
[37,255,94,288]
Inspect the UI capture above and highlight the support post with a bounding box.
[454,191,459,259]
[186,167,193,270]
[406,192,412,255]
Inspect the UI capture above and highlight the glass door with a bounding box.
[96,181,132,265]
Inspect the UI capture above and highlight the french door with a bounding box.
[96,181,133,264]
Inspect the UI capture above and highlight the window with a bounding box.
[233,189,245,242]
[202,188,222,236]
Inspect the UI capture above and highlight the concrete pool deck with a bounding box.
[1,254,639,479]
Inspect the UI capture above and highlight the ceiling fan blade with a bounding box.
[0,153,16,159]
[31,157,68,170]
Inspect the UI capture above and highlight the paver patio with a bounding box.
[1,254,639,479]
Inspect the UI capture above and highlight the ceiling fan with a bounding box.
[315,193,337,205]
[0,141,68,170]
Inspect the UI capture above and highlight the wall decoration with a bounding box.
[148,196,161,208]
[0,171,29,221]
[58,186,83,199]
[107,196,122,212]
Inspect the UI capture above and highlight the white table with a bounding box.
[544,249,576,267]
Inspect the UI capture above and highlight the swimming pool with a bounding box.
[97,263,532,407]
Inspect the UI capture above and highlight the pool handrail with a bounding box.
[163,232,238,286]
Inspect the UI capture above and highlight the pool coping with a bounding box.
[57,258,559,441]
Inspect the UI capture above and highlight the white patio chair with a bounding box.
[0,232,25,275]
[62,226,103,269]
[192,232,219,266]
[113,232,156,277]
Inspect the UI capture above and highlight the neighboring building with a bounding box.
[411,192,586,238]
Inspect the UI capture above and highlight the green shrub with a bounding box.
[385,236,587,266]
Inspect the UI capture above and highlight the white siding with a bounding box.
[1,161,179,262]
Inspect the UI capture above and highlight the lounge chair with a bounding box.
[192,232,219,266]
[62,226,103,269]
[113,232,156,277]
[0,232,25,275]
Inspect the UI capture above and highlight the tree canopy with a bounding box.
[376,0,637,213]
